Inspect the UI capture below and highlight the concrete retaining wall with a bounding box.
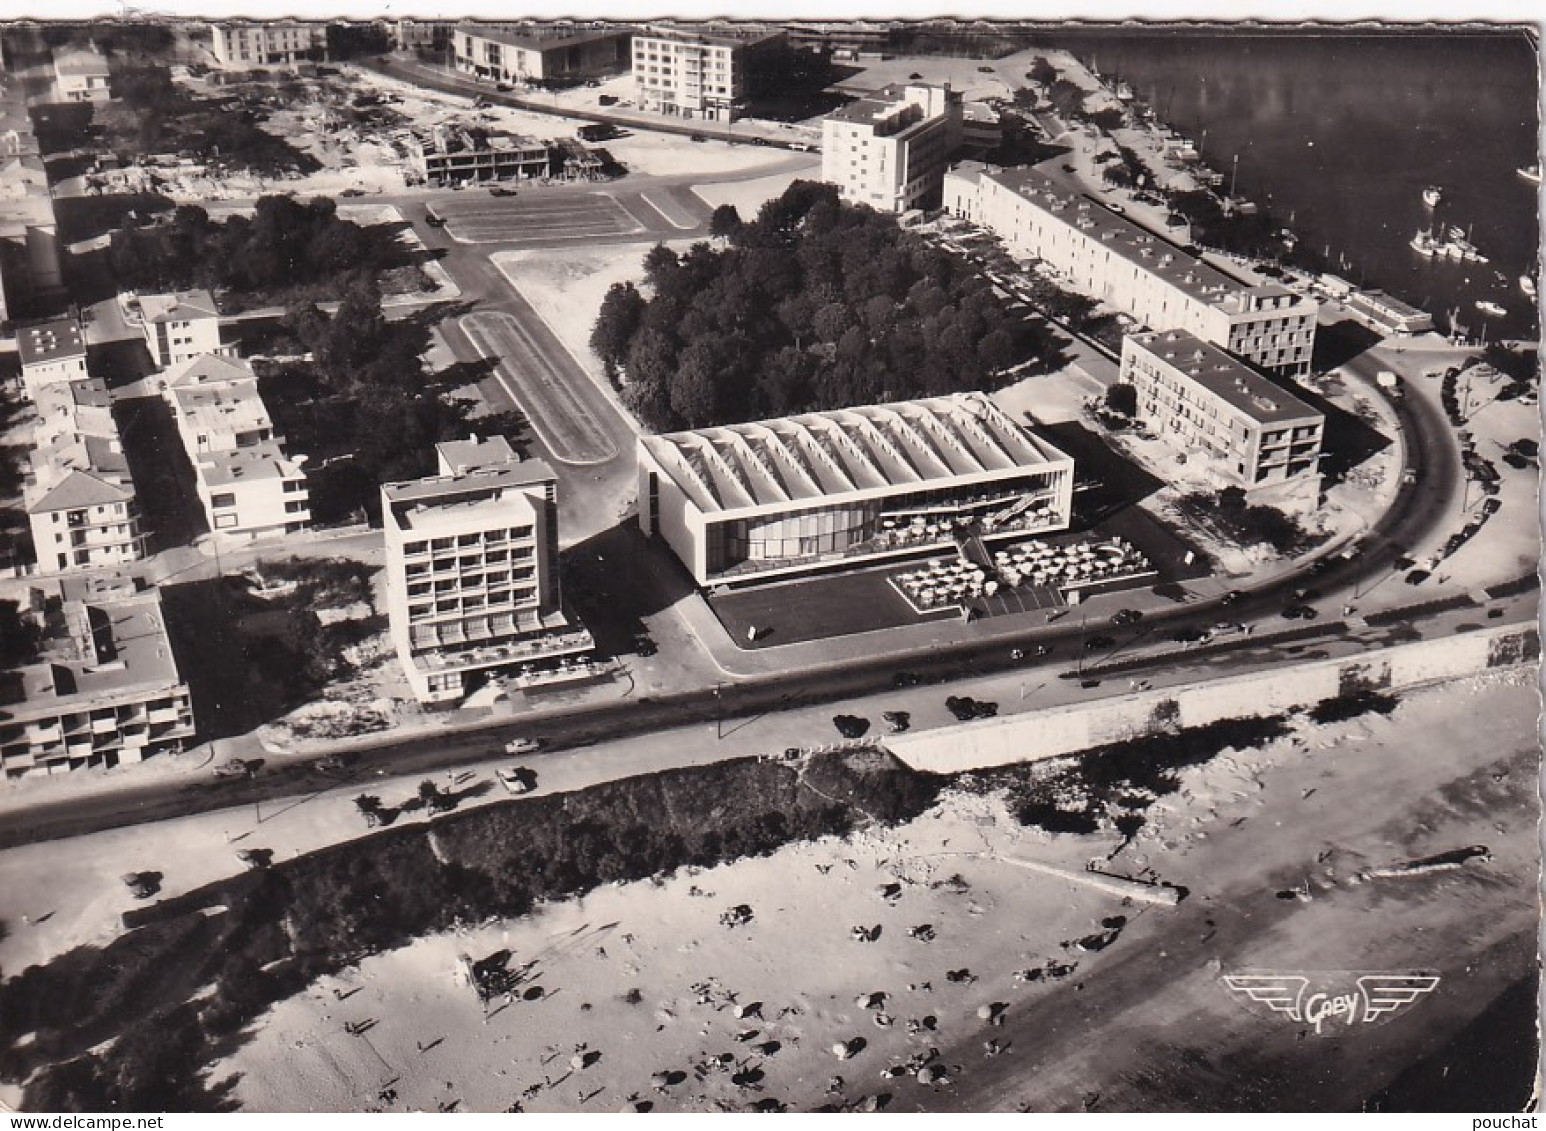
[888,624,1538,775]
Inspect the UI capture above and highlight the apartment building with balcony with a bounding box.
[382,436,593,704]
[821,83,964,213]
[162,355,309,543]
[631,23,787,123]
[139,289,228,370]
[16,316,88,399]
[0,576,194,778]
[24,441,145,573]
[943,163,1318,377]
[210,22,328,70]
[639,393,1075,587]
[405,124,554,186]
[453,24,631,84]
[1119,329,1324,491]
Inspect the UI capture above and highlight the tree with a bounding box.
[641,244,680,289]
[355,795,383,828]
[1029,56,1059,87]
[1105,382,1138,416]
[709,204,743,241]
[591,282,647,373]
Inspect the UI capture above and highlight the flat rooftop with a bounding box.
[454,23,630,51]
[196,443,304,487]
[641,393,1073,516]
[140,289,219,324]
[437,435,518,474]
[16,318,86,367]
[0,580,183,711]
[968,164,1308,317]
[638,22,784,48]
[169,379,272,437]
[384,459,556,531]
[1127,329,1322,426]
[54,46,109,76]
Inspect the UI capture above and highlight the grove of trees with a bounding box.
[590,181,1039,432]
[109,196,410,308]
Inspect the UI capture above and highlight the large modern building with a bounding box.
[53,44,111,102]
[16,317,88,399]
[822,84,964,214]
[209,22,328,70]
[162,356,309,543]
[631,23,787,122]
[382,436,593,704]
[638,393,1075,587]
[0,576,194,778]
[1120,329,1325,490]
[139,289,227,369]
[406,124,553,186]
[943,163,1319,377]
[453,24,631,84]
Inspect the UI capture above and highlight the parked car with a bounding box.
[495,82,513,92]
[504,737,541,756]
[1111,608,1143,626]
[882,710,912,733]
[340,188,365,197]
[488,185,517,196]
[424,211,446,227]
[1282,604,1319,620]
[690,133,708,143]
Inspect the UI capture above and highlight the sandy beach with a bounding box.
[216,669,1539,1112]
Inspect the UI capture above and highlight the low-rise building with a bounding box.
[639,392,1075,587]
[454,24,631,84]
[209,22,328,70]
[1347,289,1435,336]
[0,577,194,778]
[822,83,963,213]
[382,436,593,704]
[405,124,553,186]
[631,23,788,122]
[1119,329,1324,490]
[139,289,227,369]
[16,317,88,399]
[32,376,114,449]
[943,163,1319,377]
[53,44,112,102]
[162,356,309,543]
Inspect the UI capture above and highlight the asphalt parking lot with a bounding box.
[432,189,686,245]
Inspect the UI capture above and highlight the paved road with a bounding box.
[460,309,622,466]
[432,189,664,246]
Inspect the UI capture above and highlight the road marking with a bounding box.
[459,311,621,467]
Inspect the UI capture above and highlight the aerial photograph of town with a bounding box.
[0,10,1537,1116]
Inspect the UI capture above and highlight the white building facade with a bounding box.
[631,24,785,122]
[210,22,328,70]
[139,290,227,369]
[822,84,964,214]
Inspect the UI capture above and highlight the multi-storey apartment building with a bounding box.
[943,163,1319,377]
[0,576,194,778]
[405,125,553,186]
[162,355,309,543]
[209,22,328,70]
[32,376,113,450]
[16,317,88,399]
[139,289,227,369]
[53,44,111,102]
[453,24,631,84]
[822,84,964,213]
[24,440,145,573]
[631,24,787,123]
[382,436,593,704]
[639,393,1075,587]
[1120,329,1325,490]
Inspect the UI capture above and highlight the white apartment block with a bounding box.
[0,576,194,778]
[25,442,145,573]
[1120,329,1325,490]
[453,24,631,84]
[139,290,227,370]
[162,356,309,543]
[53,45,111,102]
[32,377,114,451]
[822,84,964,213]
[382,437,592,704]
[943,163,1319,377]
[210,22,328,70]
[631,24,786,123]
[16,317,88,399]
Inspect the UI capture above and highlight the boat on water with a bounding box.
[1518,163,1542,185]
[1410,230,1439,257]
[1475,299,1507,317]
[1422,185,1443,207]
[1523,276,1537,300]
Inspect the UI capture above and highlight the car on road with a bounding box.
[1220,590,1243,605]
[882,710,912,733]
[1404,569,1431,586]
[690,133,708,143]
[1282,604,1319,620]
[1111,608,1143,626]
[488,185,517,196]
[1107,201,1126,214]
[1171,626,1208,643]
[497,766,537,795]
[1211,622,1246,636]
[946,696,998,721]
[495,82,513,92]
[977,65,995,73]
[423,212,446,227]
[1084,634,1116,651]
[340,188,365,197]
[215,757,259,779]
[909,72,923,79]
[504,737,541,756]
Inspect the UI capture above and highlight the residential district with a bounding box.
[0,18,1537,1116]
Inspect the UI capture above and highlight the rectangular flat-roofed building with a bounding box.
[639,392,1075,586]
[0,577,194,778]
[210,22,327,70]
[454,24,631,84]
[406,124,553,186]
[822,83,964,213]
[382,437,593,704]
[140,289,227,369]
[944,163,1319,377]
[53,44,111,102]
[1120,329,1324,490]
[17,317,88,399]
[631,23,787,122]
